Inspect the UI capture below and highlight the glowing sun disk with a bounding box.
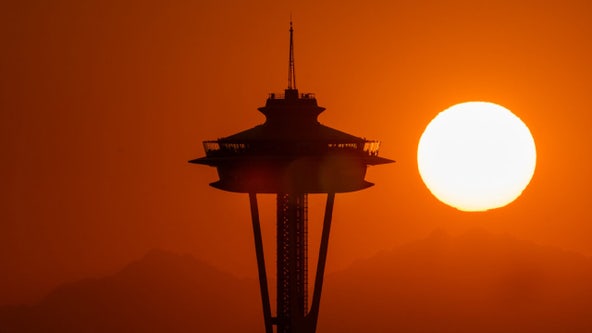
[417,102,536,211]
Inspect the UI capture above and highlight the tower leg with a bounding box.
[249,193,273,333]
[306,192,335,333]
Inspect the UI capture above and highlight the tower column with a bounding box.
[277,193,308,333]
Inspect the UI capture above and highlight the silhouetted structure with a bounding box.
[190,22,393,333]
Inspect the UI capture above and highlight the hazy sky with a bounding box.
[2,0,592,305]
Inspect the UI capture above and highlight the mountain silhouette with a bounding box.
[0,249,261,333]
[320,229,592,333]
[2,230,592,332]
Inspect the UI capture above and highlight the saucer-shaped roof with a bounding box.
[219,89,366,143]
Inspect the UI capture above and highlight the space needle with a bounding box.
[190,22,393,333]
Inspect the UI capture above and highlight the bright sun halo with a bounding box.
[417,101,536,212]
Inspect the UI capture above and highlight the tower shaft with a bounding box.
[277,193,308,333]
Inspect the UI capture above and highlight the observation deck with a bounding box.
[190,88,392,193]
[201,140,382,157]
[267,91,316,100]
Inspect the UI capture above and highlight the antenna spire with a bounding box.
[288,19,296,90]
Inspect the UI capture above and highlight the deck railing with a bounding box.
[267,92,316,100]
[203,140,381,157]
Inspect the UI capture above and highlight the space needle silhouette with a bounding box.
[190,22,393,333]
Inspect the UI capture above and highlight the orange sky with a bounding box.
[2,0,592,306]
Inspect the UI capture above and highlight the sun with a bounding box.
[417,101,536,212]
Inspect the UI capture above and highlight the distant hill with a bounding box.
[320,229,592,333]
[2,230,592,332]
[0,250,262,333]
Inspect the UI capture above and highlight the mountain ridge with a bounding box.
[0,249,262,333]
[2,230,592,332]
[320,229,592,333]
